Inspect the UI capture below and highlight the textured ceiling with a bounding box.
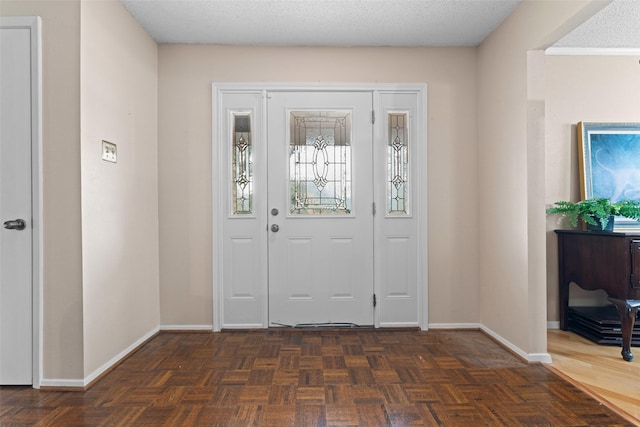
[120,0,522,46]
[119,0,640,48]
[553,0,640,49]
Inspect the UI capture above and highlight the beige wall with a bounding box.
[545,55,640,321]
[1,0,158,383]
[158,45,481,326]
[476,0,609,356]
[80,1,159,377]
[2,0,85,380]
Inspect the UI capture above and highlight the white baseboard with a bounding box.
[429,322,552,364]
[39,378,86,388]
[84,326,160,386]
[547,321,560,330]
[428,322,482,329]
[40,326,160,389]
[160,324,213,331]
[480,325,552,364]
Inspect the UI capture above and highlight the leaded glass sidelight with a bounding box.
[388,112,409,215]
[232,113,253,215]
[289,111,352,215]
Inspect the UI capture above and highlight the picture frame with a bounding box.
[578,121,640,229]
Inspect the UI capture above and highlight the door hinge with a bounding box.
[372,110,376,124]
[373,294,377,308]
[372,202,376,216]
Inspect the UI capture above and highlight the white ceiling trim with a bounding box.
[546,47,640,56]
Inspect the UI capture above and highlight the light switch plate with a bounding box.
[102,140,117,163]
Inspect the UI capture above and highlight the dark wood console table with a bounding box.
[556,230,640,361]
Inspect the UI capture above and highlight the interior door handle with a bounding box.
[4,219,26,230]
[271,224,279,232]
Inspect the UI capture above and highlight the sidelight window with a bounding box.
[388,112,409,215]
[232,113,253,215]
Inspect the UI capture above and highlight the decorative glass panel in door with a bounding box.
[232,113,253,215]
[387,112,409,215]
[289,111,352,215]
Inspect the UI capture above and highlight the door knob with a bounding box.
[4,219,26,230]
[271,224,279,232]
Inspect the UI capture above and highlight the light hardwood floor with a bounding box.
[547,329,640,426]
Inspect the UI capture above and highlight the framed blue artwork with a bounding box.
[578,122,640,229]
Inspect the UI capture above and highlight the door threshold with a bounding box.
[270,322,373,329]
[268,323,417,331]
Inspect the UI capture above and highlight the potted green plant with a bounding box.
[546,198,640,231]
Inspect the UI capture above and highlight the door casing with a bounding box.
[0,16,43,388]
[212,83,428,331]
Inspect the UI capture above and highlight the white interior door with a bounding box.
[267,91,374,326]
[0,25,33,385]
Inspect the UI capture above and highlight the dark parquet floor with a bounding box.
[0,329,634,426]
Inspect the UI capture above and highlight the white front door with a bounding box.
[214,84,426,331]
[267,91,374,326]
[0,24,34,385]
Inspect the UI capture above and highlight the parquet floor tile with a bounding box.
[0,329,634,426]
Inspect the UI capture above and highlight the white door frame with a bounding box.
[212,83,428,331]
[0,16,43,388]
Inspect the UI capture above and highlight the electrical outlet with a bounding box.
[102,140,117,163]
